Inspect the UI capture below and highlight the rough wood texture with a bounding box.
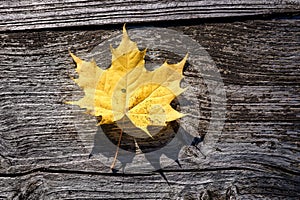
[0,0,300,31]
[0,18,299,199]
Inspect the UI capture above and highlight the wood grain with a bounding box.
[0,0,300,31]
[0,19,299,199]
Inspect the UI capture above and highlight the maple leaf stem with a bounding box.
[110,128,123,170]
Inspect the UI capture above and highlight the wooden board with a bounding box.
[0,0,300,31]
[0,18,299,199]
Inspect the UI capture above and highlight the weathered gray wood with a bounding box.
[0,19,299,199]
[0,0,300,31]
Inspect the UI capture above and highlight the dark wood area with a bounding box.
[1,0,300,31]
[0,0,299,199]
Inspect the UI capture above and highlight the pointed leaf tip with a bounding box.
[70,52,82,64]
[122,23,128,39]
[140,127,154,139]
[90,58,97,66]
[178,53,188,69]
[183,53,188,63]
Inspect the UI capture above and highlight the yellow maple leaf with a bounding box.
[68,25,187,138]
